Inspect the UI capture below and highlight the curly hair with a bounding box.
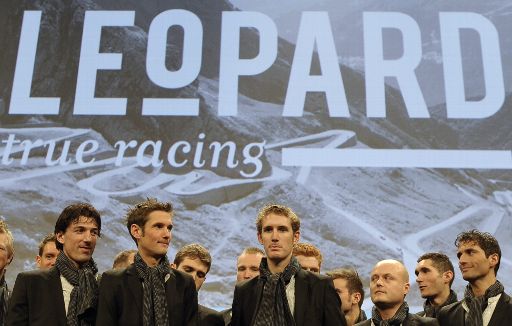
[455,229,501,274]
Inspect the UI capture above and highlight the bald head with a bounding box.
[370,260,410,310]
[373,260,409,281]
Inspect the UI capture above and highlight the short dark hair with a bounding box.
[326,268,365,308]
[417,252,455,287]
[54,203,101,250]
[174,243,212,273]
[125,198,173,244]
[112,249,137,269]
[256,204,300,234]
[455,229,501,274]
[38,233,57,256]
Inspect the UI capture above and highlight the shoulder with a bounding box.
[14,267,58,282]
[199,305,224,325]
[406,313,439,325]
[234,275,260,292]
[296,269,332,284]
[354,320,371,326]
[438,300,463,316]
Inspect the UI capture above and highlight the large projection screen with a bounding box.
[1,0,511,311]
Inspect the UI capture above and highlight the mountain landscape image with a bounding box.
[0,0,511,312]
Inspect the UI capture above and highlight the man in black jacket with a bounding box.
[415,252,457,318]
[231,204,346,326]
[172,243,224,326]
[355,259,438,326]
[438,230,512,326]
[96,198,197,326]
[8,203,101,326]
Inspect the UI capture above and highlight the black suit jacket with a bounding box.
[354,313,439,326]
[438,293,512,326]
[96,264,198,326]
[199,304,224,326]
[6,267,96,326]
[231,269,346,326]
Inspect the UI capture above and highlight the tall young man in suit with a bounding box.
[415,252,457,318]
[172,243,224,326]
[8,203,101,326]
[438,230,512,326]
[96,198,197,326]
[355,260,438,326]
[231,204,346,326]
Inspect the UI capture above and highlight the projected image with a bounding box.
[0,0,510,313]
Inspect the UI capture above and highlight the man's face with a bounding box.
[237,253,263,282]
[56,216,99,267]
[174,257,208,291]
[36,241,60,269]
[457,241,498,282]
[257,213,299,264]
[133,210,173,259]
[370,262,409,308]
[415,259,450,299]
[295,255,320,273]
[333,278,359,314]
[0,233,12,272]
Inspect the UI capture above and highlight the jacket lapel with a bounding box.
[48,267,68,325]
[249,279,264,326]
[293,270,309,326]
[125,265,143,311]
[488,293,511,326]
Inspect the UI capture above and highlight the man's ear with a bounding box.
[130,224,142,240]
[443,270,454,285]
[488,253,499,270]
[257,232,263,245]
[293,230,300,244]
[56,232,65,246]
[170,263,177,269]
[352,292,362,306]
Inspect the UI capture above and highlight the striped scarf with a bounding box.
[55,252,98,326]
[464,280,504,326]
[134,253,171,326]
[371,302,409,326]
[252,256,300,326]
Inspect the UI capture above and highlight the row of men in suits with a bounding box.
[0,200,509,325]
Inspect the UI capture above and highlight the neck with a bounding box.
[138,249,163,267]
[345,306,361,326]
[267,254,292,274]
[376,302,403,320]
[470,273,497,297]
[63,252,80,269]
[432,287,451,306]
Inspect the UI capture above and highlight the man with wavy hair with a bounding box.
[8,203,101,326]
[97,198,197,326]
[438,230,512,326]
